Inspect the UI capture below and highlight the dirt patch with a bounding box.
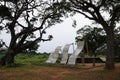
[0,63,120,80]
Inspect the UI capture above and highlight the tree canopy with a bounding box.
[0,0,70,66]
[76,25,106,56]
[58,0,120,69]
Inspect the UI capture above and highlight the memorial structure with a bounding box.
[60,43,72,64]
[46,46,62,63]
[68,41,84,65]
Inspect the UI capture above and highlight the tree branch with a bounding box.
[71,8,97,21]
[16,21,26,29]
[15,13,50,39]
[98,0,107,9]
[110,5,120,27]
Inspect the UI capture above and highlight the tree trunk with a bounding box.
[93,56,95,67]
[81,55,85,65]
[0,50,15,66]
[86,42,89,55]
[105,28,115,69]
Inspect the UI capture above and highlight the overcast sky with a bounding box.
[38,14,92,53]
[0,14,92,53]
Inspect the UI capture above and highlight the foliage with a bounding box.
[0,40,3,48]
[0,0,66,52]
[76,25,106,56]
[15,53,48,64]
[114,26,120,57]
[0,0,70,66]
[60,0,120,69]
[0,5,11,19]
[76,25,120,57]
[0,53,5,59]
[23,41,39,53]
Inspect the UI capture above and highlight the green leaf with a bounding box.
[0,26,3,30]
[72,20,77,28]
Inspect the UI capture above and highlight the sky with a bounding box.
[38,14,92,53]
[0,14,92,53]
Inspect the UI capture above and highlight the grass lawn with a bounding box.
[0,53,120,80]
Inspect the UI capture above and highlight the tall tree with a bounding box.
[76,25,106,66]
[0,0,68,66]
[60,0,120,69]
[114,26,120,58]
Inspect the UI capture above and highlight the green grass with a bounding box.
[0,53,120,80]
[15,53,49,64]
[0,52,5,59]
[0,63,120,80]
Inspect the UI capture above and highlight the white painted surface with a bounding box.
[46,46,62,63]
[68,41,84,65]
[60,43,72,64]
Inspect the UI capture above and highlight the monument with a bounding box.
[60,43,72,64]
[68,41,84,65]
[46,46,62,63]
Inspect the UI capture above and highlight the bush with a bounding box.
[15,53,49,64]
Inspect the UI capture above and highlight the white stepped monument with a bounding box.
[46,46,62,63]
[60,43,72,64]
[68,41,84,65]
